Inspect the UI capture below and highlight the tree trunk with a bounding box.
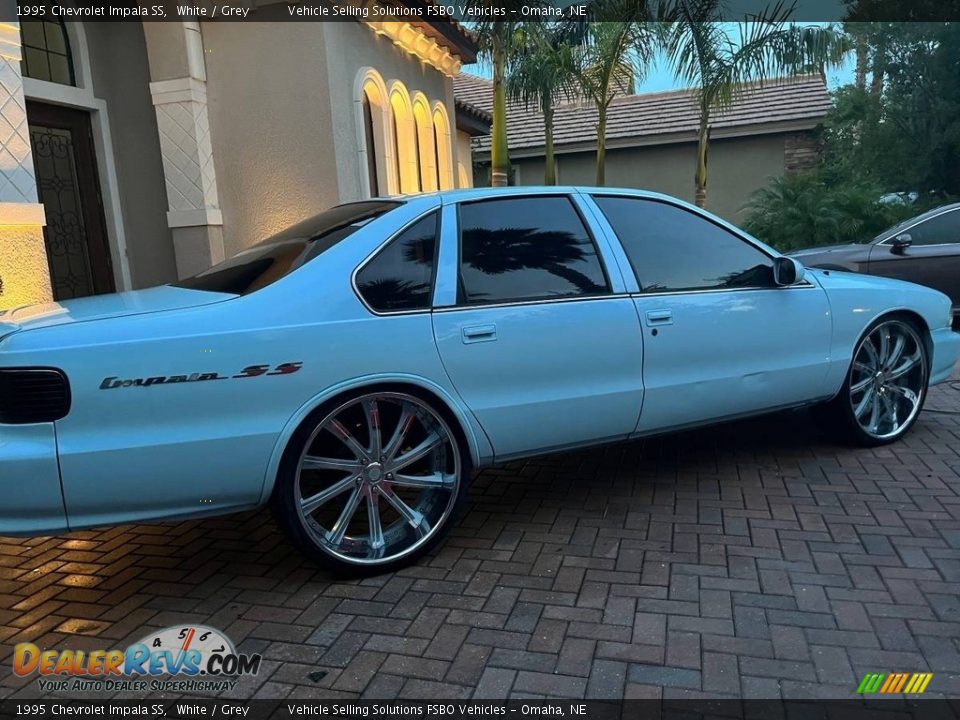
[854,35,868,91]
[694,113,709,209]
[491,45,510,187]
[595,104,607,186]
[543,100,555,185]
[870,32,886,97]
[544,262,605,295]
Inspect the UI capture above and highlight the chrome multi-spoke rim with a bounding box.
[295,392,460,565]
[849,321,926,440]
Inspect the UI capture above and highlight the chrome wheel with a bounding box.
[848,321,926,440]
[295,392,461,566]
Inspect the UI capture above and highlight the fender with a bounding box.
[822,304,931,401]
[257,373,494,504]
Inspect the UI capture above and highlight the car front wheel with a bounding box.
[274,390,468,574]
[827,317,929,446]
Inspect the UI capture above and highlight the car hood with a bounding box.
[0,285,234,341]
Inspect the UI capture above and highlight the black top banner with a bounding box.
[5,0,960,23]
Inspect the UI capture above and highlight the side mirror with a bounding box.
[891,233,912,254]
[773,257,806,286]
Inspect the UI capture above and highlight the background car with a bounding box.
[788,203,960,328]
[1,188,958,574]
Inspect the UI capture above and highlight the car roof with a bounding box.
[370,186,675,204]
[367,185,779,259]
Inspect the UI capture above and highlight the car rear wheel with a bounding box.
[826,317,929,446]
[273,390,468,574]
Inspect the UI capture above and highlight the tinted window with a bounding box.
[905,209,960,246]
[173,200,400,295]
[356,212,437,312]
[458,196,609,304]
[593,196,775,292]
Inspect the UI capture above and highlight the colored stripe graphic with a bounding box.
[857,672,932,694]
[857,673,885,693]
[880,674,898,693]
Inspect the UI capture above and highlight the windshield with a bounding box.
[870,216,916,244]
[172,200,402,295]
[869,204,960,244]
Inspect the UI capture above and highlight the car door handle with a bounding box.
[462,324,497,344]
[644,309,673,326]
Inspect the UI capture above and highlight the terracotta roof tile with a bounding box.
[453,73,831,153]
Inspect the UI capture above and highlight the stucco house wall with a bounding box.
[84,23,175,289]
[202,23,340,259]
[0,16,476,309]
[199,22,463,258]
[510,133,787,222]
[321,22,456,204]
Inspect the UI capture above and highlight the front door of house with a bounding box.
[26,101,114,300]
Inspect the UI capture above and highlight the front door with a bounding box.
[433,194,645,460]
[588,194,834,433]
[868,207,960,313]
[26,101,114,300]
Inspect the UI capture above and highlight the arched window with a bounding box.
[389,84,418,194]
[355,69,393,197]
[361,94,380,197]
[412,95,437,193]
[412,116,423,191]
[390,104,404,193]
[19,19,75,86]
[432,104,454,191]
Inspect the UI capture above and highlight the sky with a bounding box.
[463,23,857,94]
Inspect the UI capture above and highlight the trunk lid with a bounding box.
[0,286,234,341]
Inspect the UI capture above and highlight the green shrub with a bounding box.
[742,172,919,252]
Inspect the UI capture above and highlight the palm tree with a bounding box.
[506,24,582,185]
[462,227,607,295]
[664,1,849,208]
[470,7,542,187]
[575,5,658,186]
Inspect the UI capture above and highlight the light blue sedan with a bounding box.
[2,188,958,573]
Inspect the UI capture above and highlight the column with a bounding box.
[143,21,224,279]
[0,21,51,310]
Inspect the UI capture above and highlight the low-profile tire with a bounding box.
[823,316,929,447]
[272,388,469,575]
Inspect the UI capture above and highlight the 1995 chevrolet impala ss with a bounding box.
[2,188,959,573]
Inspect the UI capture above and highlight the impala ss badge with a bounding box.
[99,362,303,390]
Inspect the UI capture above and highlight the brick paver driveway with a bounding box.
[1,374,958,701]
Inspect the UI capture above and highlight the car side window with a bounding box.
[457,196,610,305]
[905,209,960,246]
[593,196,776,292]
[356,212,437,312]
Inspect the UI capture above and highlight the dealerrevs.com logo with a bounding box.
[13,625,261,694]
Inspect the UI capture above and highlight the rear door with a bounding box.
[868,207,960,312]
[432,193,645,460]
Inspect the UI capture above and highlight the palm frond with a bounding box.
[505,23,584,111]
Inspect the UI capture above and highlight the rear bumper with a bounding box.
[0,423,67,535]
[930,327,960,386]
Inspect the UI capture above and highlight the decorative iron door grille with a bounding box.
[27,101,114,300]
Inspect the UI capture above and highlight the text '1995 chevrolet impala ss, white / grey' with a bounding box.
[1,187,959,573]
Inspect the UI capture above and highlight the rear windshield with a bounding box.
[172,200,401,295]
